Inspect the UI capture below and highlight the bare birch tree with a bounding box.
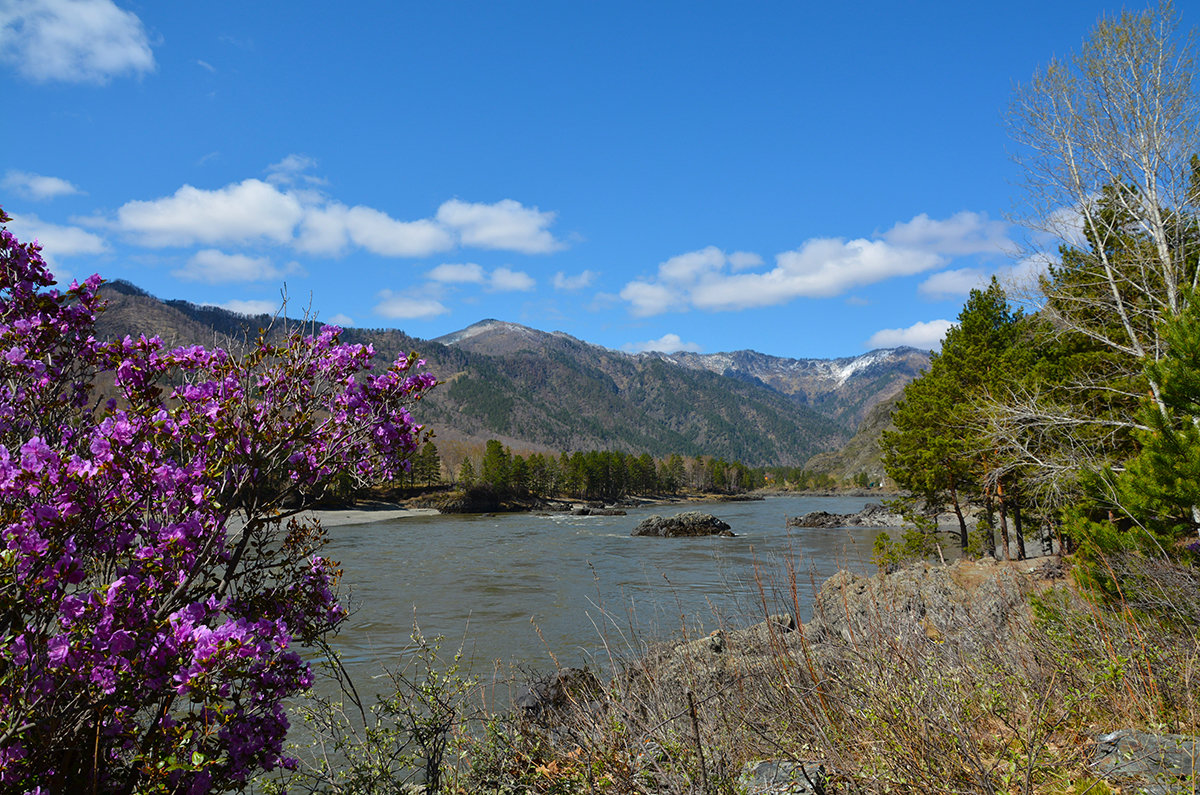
[1009,2,1199,366]
[988,2,1200,508]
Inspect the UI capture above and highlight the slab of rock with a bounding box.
[514,667,600,718]
[631,511,734,537]
[572,506,626,516]
[737,760,829,794]
[1092,729,1199,794]
[805,558,1055,654]
[787,502,905,528]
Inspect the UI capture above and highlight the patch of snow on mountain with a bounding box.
[834,350,893,384]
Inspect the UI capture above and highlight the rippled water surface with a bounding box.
[326,495,885,678]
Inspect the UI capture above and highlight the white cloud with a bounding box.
[293,202,454,258]
[727,251,763,270]
[882,211,1010,256]
[341,205,453,257]
[621,240,943,316]
[1006,253,1053,287]
[436,198,563,254]
[173,249,301,284]
[426,262,533,292]
[553,269,597,290]
[325,313,354,327]
[209,299,280,317]
[659,246,727,282]
[622,333,703,354]
[106,171,563,261]
[694,239,941,309]
[116,179,304,247]
[618,212,1015,317]
[620,280,680,316]
[918,267,987,299]
[428,262,486,285]
[7,212,109,257]
[0,0,154,84]
[866,319,953,351]
[292,203,348,255]
[1039,204,1090,249]
[489,267,534,292]
[375,289,448,320]
[3,170,84,200]
[265,154,326,187]
[196,59,215,73]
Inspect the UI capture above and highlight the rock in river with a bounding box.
[631,511,734,538]
[787,502,905,528]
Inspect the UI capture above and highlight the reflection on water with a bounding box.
[326,495,885,679]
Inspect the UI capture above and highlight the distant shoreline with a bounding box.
[304,487,896,527]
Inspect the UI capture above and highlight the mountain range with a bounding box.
[93,281,929,468]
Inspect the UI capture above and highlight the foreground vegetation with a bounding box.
[264,6,1200,793]
[6,4,1200,793]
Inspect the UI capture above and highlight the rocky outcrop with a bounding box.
[631,511,735,538]
[572,506,626,516]
[737,760,829,794]
[787,502,905,528]
[514,667,601,718]
[629,557,1061,697]
[1092,729,1199,795]
[804,557,1060,653]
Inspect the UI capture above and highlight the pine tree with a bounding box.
[883,279,1026,551]
[415,441,442,486]
[457,458,476,488]
[480,440,511,493]
[1106,296,1200,556]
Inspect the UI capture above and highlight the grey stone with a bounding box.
[1093,729,1199,794]
[787,502,905,529]
[514,667,599,717]
[738,759,830,794]
[631,511,734,537]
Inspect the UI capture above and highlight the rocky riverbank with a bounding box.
[480,554,1196,794]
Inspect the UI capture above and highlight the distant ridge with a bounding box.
[93,282,929,468]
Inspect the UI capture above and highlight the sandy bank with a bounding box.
[304,503,440,527]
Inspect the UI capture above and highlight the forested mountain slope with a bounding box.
[95,283,926,467]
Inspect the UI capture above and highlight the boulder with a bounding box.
[805,558,1053,653]
[787,502,905,529]
[631,511,734,537]
[1092,729,1199,794]
[514,667,600,718]
[572,506,627,516]
[737,760,830,794]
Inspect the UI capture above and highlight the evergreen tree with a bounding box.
[457,457,476,488]
[883,279,1026,552]
[1090,296,1200,558]
[480,439,511,492]
[415,441,442,486]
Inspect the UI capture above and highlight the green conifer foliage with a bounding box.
[883,279,1026,550]
[1102,297,1200,557]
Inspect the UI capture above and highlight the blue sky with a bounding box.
[0,0,1169,359]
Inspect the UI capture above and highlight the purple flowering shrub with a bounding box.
[0,208,437,793]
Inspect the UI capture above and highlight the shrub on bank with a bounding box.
[0,208,435,792]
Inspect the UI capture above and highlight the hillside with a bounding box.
[803,392,902,482]
[93,284,926,467]
[656,347,927,428]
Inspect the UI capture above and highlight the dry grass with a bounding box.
[445,554,1200,794]
[263,553,1200,793]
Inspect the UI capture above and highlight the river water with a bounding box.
[324,495,886,680]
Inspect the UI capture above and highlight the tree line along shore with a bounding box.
[5,5,1200,794]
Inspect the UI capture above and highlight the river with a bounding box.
[324,494,887,681]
